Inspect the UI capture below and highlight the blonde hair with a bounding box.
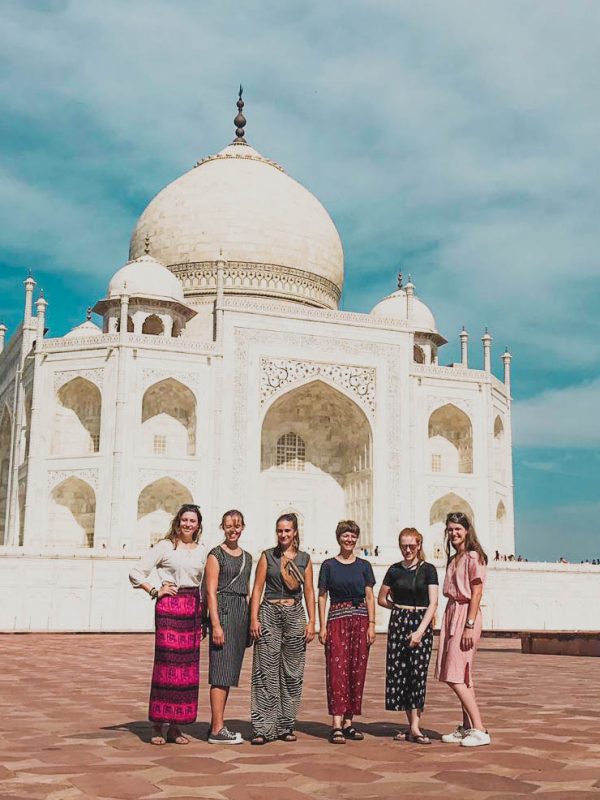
[399,527,426,562]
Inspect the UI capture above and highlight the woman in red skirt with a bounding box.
[129,504,207,745]
[318,520,376,744]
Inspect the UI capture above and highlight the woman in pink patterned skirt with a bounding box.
[435,511,490,748]
[129,504,207,746]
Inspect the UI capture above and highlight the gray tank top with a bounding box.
[263,547,310,600]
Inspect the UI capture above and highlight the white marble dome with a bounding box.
[371,288,438,333]
[128,141,344,308]
[108,255,184,303]
[64,320,102,339]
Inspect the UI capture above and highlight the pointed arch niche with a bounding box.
[428,403,473,474]
[52,378,101,456]
[261,380,373,551]
[141,379,196,456]
[494,415,505,482]
[496,500,507,546]
[429,492,475,559]
[0,408,12,545]
[137,477,193,547]
[48,477,96,548]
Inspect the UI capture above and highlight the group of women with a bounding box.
[129,506,491,748]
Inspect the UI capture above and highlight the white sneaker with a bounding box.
[460,728,491,747]
[441,725,467,744]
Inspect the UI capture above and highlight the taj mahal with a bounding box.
[1,94,596,633]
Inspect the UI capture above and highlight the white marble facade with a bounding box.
[0,107,536,631]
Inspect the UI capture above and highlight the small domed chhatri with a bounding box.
[129,89,344,309]
[109,255,184,304]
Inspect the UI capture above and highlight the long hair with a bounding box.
[274,512,300,555]
[220,509,245,529]
[335,519,360,542]
[164,504,203,548]
[399,527,426,562]
[444,511,488,565]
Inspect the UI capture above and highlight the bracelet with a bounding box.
[368,619,375,624]
[149,588,158,600]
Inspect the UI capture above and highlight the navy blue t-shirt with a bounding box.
[318,557,376,603]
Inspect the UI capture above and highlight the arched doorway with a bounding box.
[52,378,102,456]
[261,380,373,553]
[428,404,473,474]
[429,492,475,558]
[141,379,197,456]
[48,477,96,547]
[137,477,193,547]
[142,314,164,335]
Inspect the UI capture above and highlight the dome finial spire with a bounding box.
[397,271,403,290]
[144,234,151,255]
[233,84,247,144]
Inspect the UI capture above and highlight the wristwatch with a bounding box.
[465,619,475,629]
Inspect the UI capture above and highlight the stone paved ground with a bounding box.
[1,634,599,799]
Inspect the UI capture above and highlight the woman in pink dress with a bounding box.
[435,512,490,747]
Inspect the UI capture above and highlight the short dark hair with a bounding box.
[335,520,360,542]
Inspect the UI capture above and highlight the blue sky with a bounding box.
[1,1,599,561]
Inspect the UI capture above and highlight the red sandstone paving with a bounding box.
[1,636,599,799]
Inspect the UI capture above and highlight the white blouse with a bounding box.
[129,539,208,589]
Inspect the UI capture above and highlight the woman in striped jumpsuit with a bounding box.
[249,513,316,744]
[204,510,252,745]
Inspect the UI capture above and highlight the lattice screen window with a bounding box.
[153,435,167,456]
[89,433,100,453]
[431,453,442,473]
[276,432,306,471]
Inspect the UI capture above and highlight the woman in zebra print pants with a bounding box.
[249,513,316,744]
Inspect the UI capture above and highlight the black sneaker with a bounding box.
[207,727,242,745]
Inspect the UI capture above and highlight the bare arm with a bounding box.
[461,581,483,650]
[317,589,328,645]
[377,583,394,609]
[408,584,439,647]
[204,553,224,646]
[249,553,267,640]
[303,559,316,643]
[129,542,177,599]
[365,585,376,645]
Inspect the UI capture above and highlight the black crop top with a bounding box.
[382,561,438,607]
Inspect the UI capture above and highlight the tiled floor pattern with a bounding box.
[1,635,599,799]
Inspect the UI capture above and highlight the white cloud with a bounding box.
[0,0,599,377]
[513,378,600,448]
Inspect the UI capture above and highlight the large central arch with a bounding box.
[260,379,373,552]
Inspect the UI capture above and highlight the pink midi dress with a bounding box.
[435,550,486,687]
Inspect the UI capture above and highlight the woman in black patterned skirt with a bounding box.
[378,527,438,744]
[205,510,252,745]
